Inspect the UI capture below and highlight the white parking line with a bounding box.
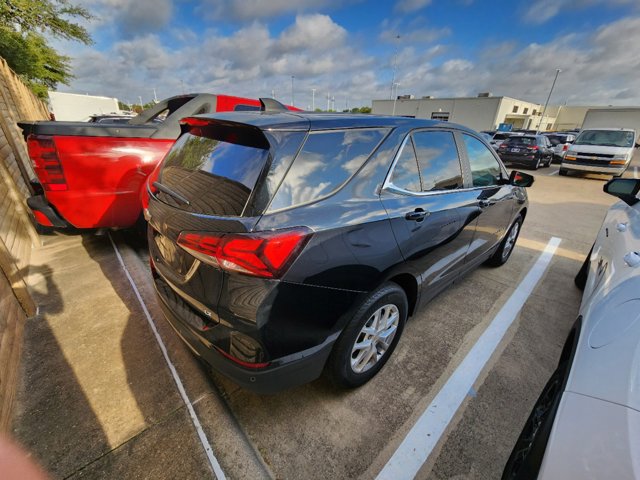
[634,167,639,179]
[108,233,226,480]
[376,237,562,480]
[548,170,559,176]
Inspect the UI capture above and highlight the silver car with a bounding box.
[503,176,640,479]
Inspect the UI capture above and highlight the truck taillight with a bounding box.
[177,228,312,278]
[562,144,569,151]
[27,135,68,191]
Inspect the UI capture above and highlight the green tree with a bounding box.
[0,0,93,98]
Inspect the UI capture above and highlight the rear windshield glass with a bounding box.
[493,133,509,140]
[574,130,635,148]
[158,133,269,216]
[505,136,536,146]
[267,128,388,212]
[544,135,566,145]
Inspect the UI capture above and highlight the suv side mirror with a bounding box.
[509,170,534,187]
[604,178,640,206]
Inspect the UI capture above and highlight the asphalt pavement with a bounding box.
[12,161,618,479]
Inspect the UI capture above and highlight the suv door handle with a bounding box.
[405,208,429,222]
[479,200,496,208]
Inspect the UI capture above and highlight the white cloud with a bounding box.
[523,0,636,24]
[394,0,432,13]
[198,0,350,21]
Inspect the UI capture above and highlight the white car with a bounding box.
[503,176,640,479]
[560,128,638,176]
[542,132,576,162]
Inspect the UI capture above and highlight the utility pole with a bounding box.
[291,75,295,106]
[537,69,562,134]
[138,96,143,110]
[271,89,275,99]
[311,88,316,110]
[327,92,330,111]
[153,88,158,103]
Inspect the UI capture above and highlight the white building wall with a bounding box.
[371,97,501,131]
[48,91,121,121]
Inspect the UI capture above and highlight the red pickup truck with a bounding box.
[19,93,289,230]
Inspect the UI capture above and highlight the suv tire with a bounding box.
[486,215,523,267]
[327,283,408,388]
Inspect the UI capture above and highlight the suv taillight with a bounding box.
[27,135,68,191]
[177,227,312,278]
[562,144,569,151]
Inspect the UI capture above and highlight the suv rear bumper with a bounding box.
[154,277,335,394]
[27,195,69,228]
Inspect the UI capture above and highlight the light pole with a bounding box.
[153,88,158,103]
[138,96,143,110]
[390,34,401,100]
[311,88,316,110]
[291,75,295,106]
[537,68,562,134]
[392,82,400,116]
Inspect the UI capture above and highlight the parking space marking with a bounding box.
[634,167,639,178]
[376,237,562,480]
[108,234,226,480]
[548,170,559,176]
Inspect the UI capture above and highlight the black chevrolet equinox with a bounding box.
[146,99,532,393]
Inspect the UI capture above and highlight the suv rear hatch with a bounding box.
[147,116,309,329]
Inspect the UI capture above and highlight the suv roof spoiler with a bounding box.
[260,98,289,113]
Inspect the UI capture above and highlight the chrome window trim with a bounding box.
[381,128,477,198]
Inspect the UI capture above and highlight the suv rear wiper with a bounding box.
[152,181,191,206]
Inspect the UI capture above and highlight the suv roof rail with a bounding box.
[260,98,289,113]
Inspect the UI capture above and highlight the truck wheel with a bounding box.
[326,283,407,388]
[559,168,568,176]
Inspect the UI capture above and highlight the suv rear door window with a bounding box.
[463,134,503,187]
[412,131,463,191]
[267,128,388,211]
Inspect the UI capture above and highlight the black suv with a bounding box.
[497,134,554,169]
[146,101,532,393]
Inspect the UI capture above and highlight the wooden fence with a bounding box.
[0,57,47,432]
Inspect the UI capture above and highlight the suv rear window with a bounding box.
[267,128,388,212]
[158,132,269,216]
[504,136,537,146]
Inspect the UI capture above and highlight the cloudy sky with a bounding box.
[55,0,640,109]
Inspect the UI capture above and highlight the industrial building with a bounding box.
[371,93,599,132]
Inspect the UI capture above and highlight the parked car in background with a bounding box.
[497,134,554,169]
[542,132,576,163]
[483,131,516,150]
[86,114,137,124]
[147,100,533,393]
[503,176,640,480]
[560,128,638,177]
[19,94,299,230]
